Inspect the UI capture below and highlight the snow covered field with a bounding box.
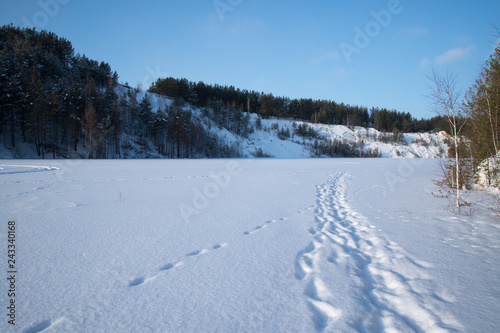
[0,159,499,332]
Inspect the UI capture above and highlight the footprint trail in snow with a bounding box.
[128,244,227,287]
[128,214,293,288]
[296,172,462,332]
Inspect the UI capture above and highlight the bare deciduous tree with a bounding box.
[428,70,468,210]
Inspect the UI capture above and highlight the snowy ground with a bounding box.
[0,159,499,332]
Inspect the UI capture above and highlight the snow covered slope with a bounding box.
[0,159,498,332]
[245,117,448,158]
[0,88,448,160]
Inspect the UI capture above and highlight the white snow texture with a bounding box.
[0,159,499,332]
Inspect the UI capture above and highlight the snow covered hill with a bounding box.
[242,117,449,159]
[0,87,449,159]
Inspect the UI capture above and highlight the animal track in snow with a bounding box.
[24,320,52,333]
[129,276,149,287]
[24,317,65,333]
[128,243,227,288]
[186,242,229,257]
[243,217,288,235]
[186,249,209,257]
[159,261,184,271]
[130,213,292,290]
[298,204,317,214]
[130,213,291,290]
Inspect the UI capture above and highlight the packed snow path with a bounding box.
[296,172,461,332]
[0,160,499,332]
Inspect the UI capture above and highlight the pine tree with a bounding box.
[81,103,98,159]
[47,88,60,158]
[138,94,153,137]
[152,108,167,155]
[31,82,47,157]
[465,45,500,186]
[0,45,22,147]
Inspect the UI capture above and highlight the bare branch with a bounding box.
[428,69,465,210]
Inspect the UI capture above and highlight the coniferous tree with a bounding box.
[465,45,500,186]
[0,24,452,161]
[47,88,60,158]
[31,82,47,157]
[138,94,153,137]
[0,44,21,146]
[81,103,98,159]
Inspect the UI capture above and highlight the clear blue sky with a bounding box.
[1,0,499,119]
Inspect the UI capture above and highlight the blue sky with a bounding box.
[1,0,499,119]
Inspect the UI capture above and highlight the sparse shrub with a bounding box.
[251,147,273,158]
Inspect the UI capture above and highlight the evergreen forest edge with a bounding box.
[0,25,469,160]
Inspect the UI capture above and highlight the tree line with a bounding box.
[149,77,447,133]
[463,43,500,188]
[0,25,449,160]
[0,24,117,157]
[442,43,500,191]
[428,39,500,213]
[0,25,240,158]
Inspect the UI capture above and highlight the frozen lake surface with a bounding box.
[1,159,499,332]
